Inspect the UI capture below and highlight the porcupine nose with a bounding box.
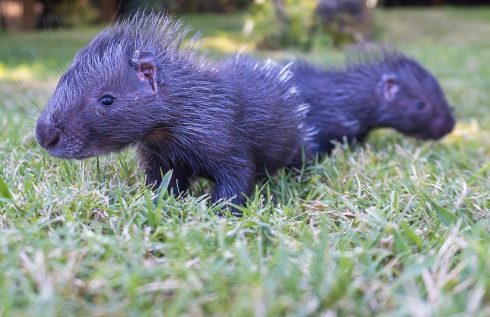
[36,120,61,150]
[430,116,455,139]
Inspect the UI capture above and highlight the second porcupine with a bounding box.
[35,13,312,211]
[291,49,455,153]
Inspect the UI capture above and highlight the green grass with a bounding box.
[0,8,489,316]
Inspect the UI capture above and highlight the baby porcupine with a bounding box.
[291,47,455,153]
[35,12,312,210]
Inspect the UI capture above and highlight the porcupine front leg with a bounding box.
[211,162,256,215]
[138,146,191,195]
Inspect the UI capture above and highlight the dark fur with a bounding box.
[292,49,455,153]
[35,13,310,209]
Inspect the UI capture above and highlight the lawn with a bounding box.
[0,8,489,316]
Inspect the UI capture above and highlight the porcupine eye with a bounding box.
[98,94,115,106]
[415,100,426,110]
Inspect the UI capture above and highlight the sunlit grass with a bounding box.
[202,35,253,54]
[0,8,489,316]
[447,120,490,148]
[0,62,51,81]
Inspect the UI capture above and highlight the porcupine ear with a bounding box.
[379,73,400,102]
[131,50,158,93]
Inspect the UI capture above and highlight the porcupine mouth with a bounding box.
[47,141,113,160]
[72,139,129,160]
[408,132,433,140]
[48,147,93,160]
[408,129,451,141]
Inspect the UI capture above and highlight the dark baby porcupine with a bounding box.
[35,13,311,210]
[291,48,455,153]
